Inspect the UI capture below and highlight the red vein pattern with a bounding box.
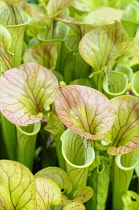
[0,160,36,209]
[0,63,58,126]
[36,178,61,209]
[23,42,57,71]
[0,26,12,71]
[56,17,97,37]
[35,167,73,195]
[55,85,114,140]
[47,0,73,16]
[0,0,25,26]
[106,95,139,155]
[79,21,128,71]
[63,202,85,209]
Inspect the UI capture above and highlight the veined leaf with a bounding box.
[84,7,124,25]
[21,0,32,16]
[55,85,114,140]
[38,20,69,41]
[80,0,132,9]
[106,95,139,155]
[0,25,12,71]
[23,42,57,70]
[73,186,93,203]
[0,63,58,126]
[35,167,73,195]
[35,178,61,210]
[63,202,85,210]
[61,186,93,206]
[56,17,97,38]
[79,21,129,71]
[29,3,47,21]
[71,0,90,12]
[46,0,73,17]
[0,0,28,26]
[0,160,36,209]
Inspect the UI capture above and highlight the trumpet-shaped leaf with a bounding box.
[35,167,73,195]
[0,0,26,26]
[115,64,133,81]
[86,157,111,210]
[79,21,129,71]
[23,42,57,70]
[55,85,114,140]
[63,202,85,210]
[103,71,128,98]
[112,153,136,210]
[0,0,30,67]
[46,0,73,17]
[16,122,41,170]
[35,178,61,209]
[0,160,36,209]
[61,129,95,190]
[0,25,12,71]
[112,148,139,210]
[0,63,58,126]
[106,95,139,155]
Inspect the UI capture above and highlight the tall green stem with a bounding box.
[112,148,139,210]
[16,122,41,170]
[0,113,16,160]
[86,156,111,210]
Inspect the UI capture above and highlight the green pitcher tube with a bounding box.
[6,12,30,67]
[112,148,139,210]
[86,156,111,210]
[16,121,41,170]
[61,129,95,191]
